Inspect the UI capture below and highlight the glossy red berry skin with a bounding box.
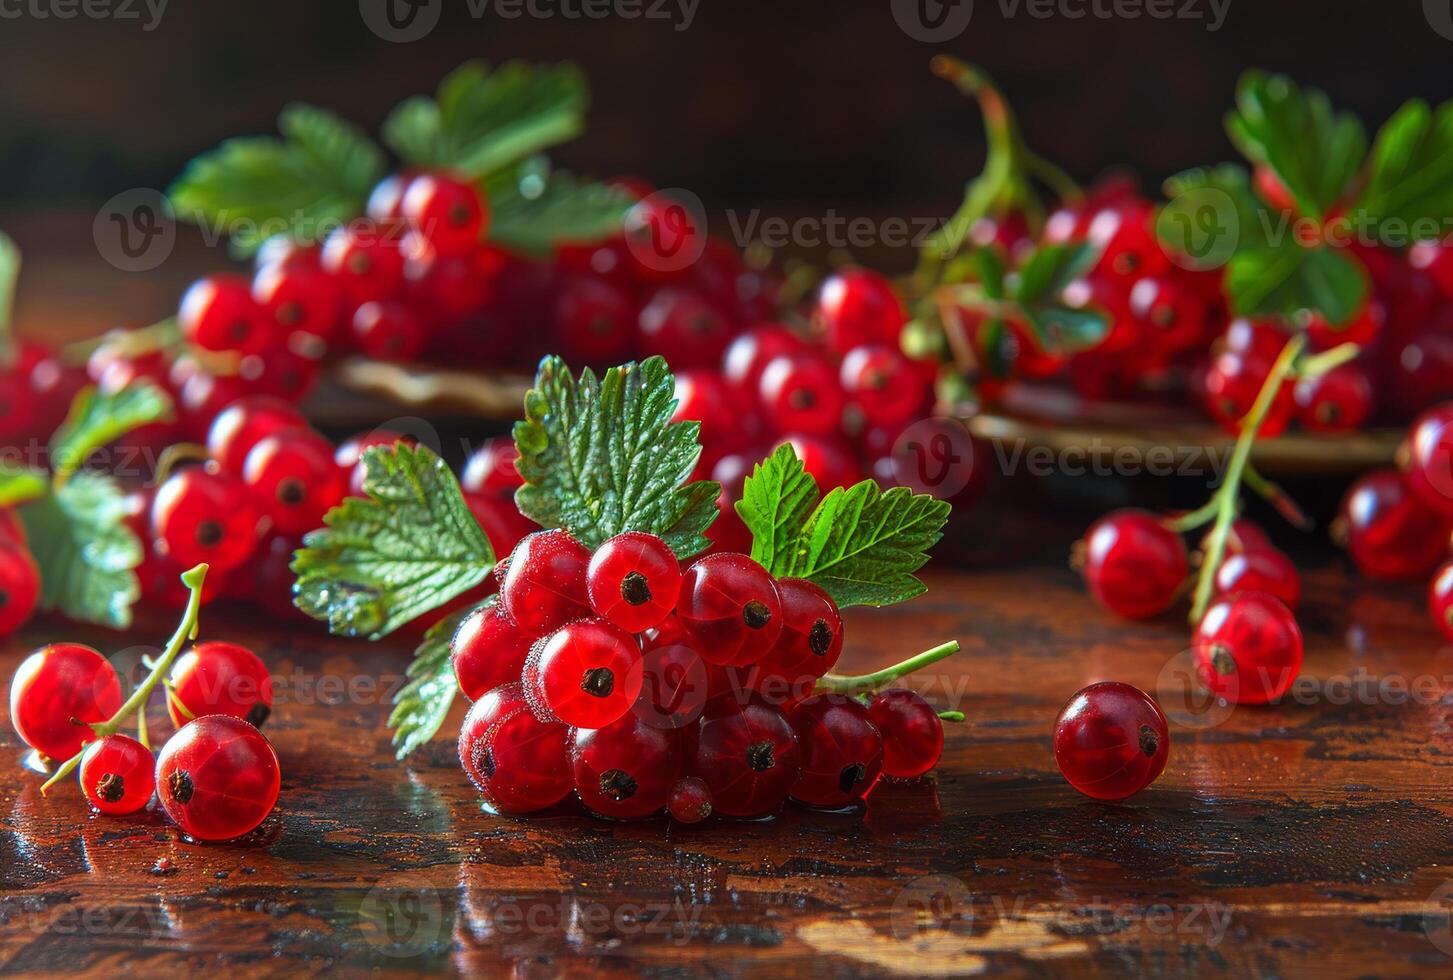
[1226,518,1274,555]
[242,431,346,536]
[79,734,156,815]
[668,776,713,823]
[553,275,636,364]
[621,193,704,283]
[1086,202,1170,285]
[636,287,734,370]
[365,173,413,223]
[1336,469,1453,580]
[0,542,40,637]
[155,715,280,842]
[1214,548,1301,610]
[789,695,885,808]
[672,369,734,447]
[451,603,534,702]
[1203,348,1293,437]
[460,436,523,498]
[206,396,308,475]
[868,689,945,778]
[634,620,711,730]
[694,700,800,819]
[586,531,681,633]
[1079,510,1189,620]
[151,468,260,573]
[351,300,426,361]
[1430,562,1453,642]
[167,641,273,728]
[751,578,844,699]
[179,275,275,354]
[321,224,405,306]
[499,529,592,635]
[840,345,928,428]
[251,261,344,344]
[1404,404,1453,517]
[816,268,906,353]
[675,553,783,666]
[10,643,123,761]
[458,683,571,815]
[523,618,643,729]
[1193,592,1303,705]
[571,714,685,821]
[401,172,487,255]
[1293,363,1373,433]
[759,353,846,437]
[722,325,810,394]
[1053,681,1170,801]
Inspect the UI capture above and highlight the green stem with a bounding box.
[1189,336,1306,624]
[0,231,18,370]
[1242,463,1313,532]
[817,640,961,696]
[41,564,209,795]
[1294,341,1360,379]
[1167,499,1223,533]
[937,710,966,723]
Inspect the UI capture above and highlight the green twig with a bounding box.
[1294,341,1359,380]
[937,710,966,723]
[817,640,961,696]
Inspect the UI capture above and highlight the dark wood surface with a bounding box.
[3,545,1452,978]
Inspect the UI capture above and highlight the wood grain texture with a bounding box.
[3,555,1453,978]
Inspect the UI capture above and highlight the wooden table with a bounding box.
[3,541,1452,978]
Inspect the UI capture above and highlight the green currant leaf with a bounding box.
[1225,71,1366,220]
[18,472,142,629]
[976,315,1014,380]
[513,355,720,557]
[1157,164,1266,267]
[382,61,587,178]
[1356,98,1453,234]
[49,382,174,481]
[737,443,951,608]
[1022,306,1111,353]
[1012,241,1099,306]
[169,102,384,257]
[487,168,634,256]
[0,463,47,508]
[292,443,495,639]
[971,246,1007,301]
[389,599,488,760]
[1224,241,1366,326]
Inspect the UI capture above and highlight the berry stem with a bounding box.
[40,563,209,795]
[0,231,17,368]
[1167,499,1223,533]
[817,640,961,695]
[1295,341,1360,380]
[1242,463,1314,532]
[937,710,966,723]
[1189,336,1306,625]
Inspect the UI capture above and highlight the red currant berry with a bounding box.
[152,468,260,573]
[28,350,88,436]
[694,700,800,819]
[10,643,123,761]
[366,172,414,224]
[252,261,344,344]
[205,396,308,475]
[1385,332,1453,421]
[586,531,681,633]
[79,734,156,815]
[351,300,426,361]
[722,325,810,394]
[499,529,592,635]
[753,578,843,693]
[759,353,845,438]
[675,553,783,666]
[1409,239,1453,297]
[1335,469,1453,580]
[789,695,884,808]
[179,276,276,354]
[321,224,405,306]
[1053,681,1170,800]
[785,434,862,491]
[1086,202,1169,285]
[553,275,636,364]
[868,689,944,779]
[155,715,280,842]
[621,192,704,283]
[668,776,713,823]
[460,436,523,498]
[458,683,572,815]
[634,620,711,729]
[335,429,412,498]
[464,492,536,561]
[637,287,734,370]
[400,239,497,324]
[570,713,684,820]
[1404,404,1453,517]
[0,541,40,637]
[167,641,273,728]
[1216,517,1273,555]
[401,172,487,255]
[177,369,255,441]
[672,369,735,448]
[1298,303,1382,352]
[1203,348,1293,437]
[1128,276,1209,355]
[242,431,346,535]
[840,345,928,428]
[1214,548,1301,610]
[523,618,643,728]
[451,603,534,702]
[1077,509,1189,620]
[816,268,906,353]
[1293,363,1373,433]
[1194,591,1302,705]
[1431,561,1453,642]
[254,236,322,273]
[1222,317,1290,360]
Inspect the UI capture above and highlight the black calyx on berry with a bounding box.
[581,667,616,698]
[1138,724,1159,758]
[809,619,833,657]
[168,770,195,804]
[97,773,126,804]
[599,768,637,801]
[838,763,868,793]
[743,600,773,630]
[620,571,652,607]
[746,740,776,772]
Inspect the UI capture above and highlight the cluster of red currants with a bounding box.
[453,528,945,822]
[8,638,279,841]
[0,508,40,640]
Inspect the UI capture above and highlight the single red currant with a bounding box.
[79,734,155,816]
[553,275,636,364]
[206,396,309,475]
[1385,332,1453,421]
[758,353,846,437]
[1128,277,1209,355]
[458,683,571,815]
[365,172,414,224]
[1404,404,1453,517]
[151,468,260,573]
[1430,562,1453,642]
[1085,202,1170,285]
[401,172,488,255]
[789,695,884,808]
[1293,363,1373,433]
[634,621,710,729]
[460,436,523,498]
[570,714,684,820]
[155,715,280,842]
[400,239,497,323]
[1214,548,1301,610]
[668,776,713,823]
[351,300,426,361]
[586,531,681,634]
[620,192,704,283]
[751,578,844,698]
[451,603,534,702]
[672,369,734,448]
[499,529,592,635]
[816,268,906,353]
[693,700,800,819]
[10,643,123,761]
[523,617,643,728]
[1335,469,1453,580]
[1193,591,1303,705]
[840,345,929,428]
[722,325,810,394]
[179,275,276,354]
[166,641,273,728]
[0,541,40,637]
[675,553,783,666]
[1053,681,1170,800]
[320,224,405,306]
[242,431,346,535]
[1298,303,1382,352]
[636,287,734,370]
[868,689,945,778]
[1203,348,1293,437]
[1077,510,1189,620]
[251,261,344,344]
